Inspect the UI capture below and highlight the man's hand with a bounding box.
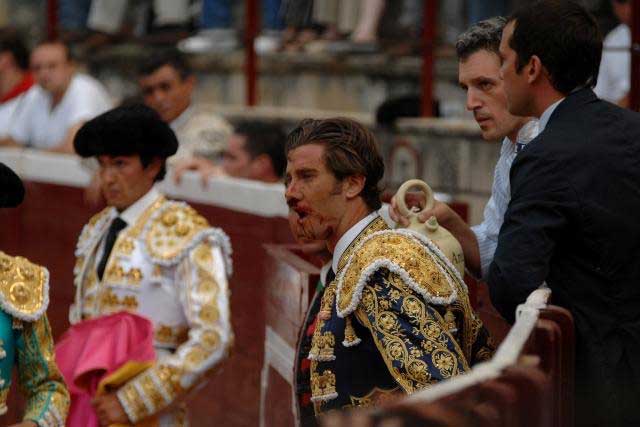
[173,157,224,186]
[92,393,129,426]
[8,421,38,427]
[390,193,461,230]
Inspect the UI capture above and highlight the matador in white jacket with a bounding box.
[68,104,232,426]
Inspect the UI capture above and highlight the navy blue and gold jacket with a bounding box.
[307,217,493,414]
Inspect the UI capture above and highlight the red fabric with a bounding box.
[55,312,156,427]
[0,73,34,103]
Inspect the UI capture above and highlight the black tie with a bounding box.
[97,217,127,281]
[325,267,336,286]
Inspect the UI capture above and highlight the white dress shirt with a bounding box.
[594,23,631,103]
[471,119,540,280]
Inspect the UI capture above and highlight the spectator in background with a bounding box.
[1,40,111,153]
[138,49,232,163]
[468,0,509,24]
[178,0,285,54]
[174,120,286,184]
[594,0,631,106]
[0,30,36,139]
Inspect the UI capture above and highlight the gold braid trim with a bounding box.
[0,252,48,321]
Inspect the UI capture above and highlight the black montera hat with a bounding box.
[0,163,25,208]
[74,104,179,158]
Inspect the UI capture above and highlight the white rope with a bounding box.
[403,284,548,404]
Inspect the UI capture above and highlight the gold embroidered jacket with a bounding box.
[0,251,69,426]
[308,217,493,413]
[70,195,233,424]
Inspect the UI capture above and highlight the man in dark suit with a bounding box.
[491,1,640,425]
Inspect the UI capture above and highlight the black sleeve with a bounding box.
[487,151,575,323]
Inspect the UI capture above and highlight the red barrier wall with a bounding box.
[0,180,294,426]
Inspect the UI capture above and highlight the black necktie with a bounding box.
[325,267,336,286]
[97,217,127,281]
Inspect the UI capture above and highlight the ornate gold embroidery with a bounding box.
[185,347,208,370]
[155,324,189,347]
[197,279,218,295]
[199,303,219,323]
[0,252,47,319]
[145,205,210,262]
[338,232,454,315]
[432,350,457,378]
[156,365,184,397]
[343,316,360,346]
[318,285,336,321]
[309,332,336,360]
[121,384,148,419]
[337,217,388,273]
[139,375,166,409]
[311,370,337,400]
[200,330,220,349]
[116,238,135,255]
[99,288,138,311]
[104,264,144,286]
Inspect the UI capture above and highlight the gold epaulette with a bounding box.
[0,252,49,321]
[336,230,463,318]
[142,201,233,273]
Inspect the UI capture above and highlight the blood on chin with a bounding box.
[297,217,334,241]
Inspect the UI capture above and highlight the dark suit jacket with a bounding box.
[488,89,640,427]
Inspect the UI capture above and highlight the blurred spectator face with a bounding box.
[222,133,271,180]
[139,64,194,123]
[97,154,161,210]
[612,0,631,26]
[459,49,523,141]
[499,21,533,118]
[284,144,345,242]
[31,43,74,96]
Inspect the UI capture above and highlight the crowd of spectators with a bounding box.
[0,0,633,182]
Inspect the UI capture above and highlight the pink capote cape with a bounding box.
[55,311,156,427]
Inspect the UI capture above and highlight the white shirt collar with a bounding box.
[118,186,161,226]
[169,105,194,132]
[538,98,564,133]
[331,211,379,273]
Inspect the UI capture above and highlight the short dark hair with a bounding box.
[138,49,192,80]
[234,120,287,178]
[456,16,507,61]
[508,0,602,94]
[0,29,29,70]
[285,118,384,211]
[33,39,73,62]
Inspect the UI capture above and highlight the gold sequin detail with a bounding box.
[338,231,454,315]
[311,370,337,399]
[140,375,166,408]
[199,303,219,323]
[185,347,208,370]
[146,205,210,262]
[155,324,189,347]
[0,252,47,317]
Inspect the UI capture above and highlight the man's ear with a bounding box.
[145,157,163,179]
[343,175,366,200]
[527,55,544,84]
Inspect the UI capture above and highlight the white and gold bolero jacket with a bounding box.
[70,190,233,424]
